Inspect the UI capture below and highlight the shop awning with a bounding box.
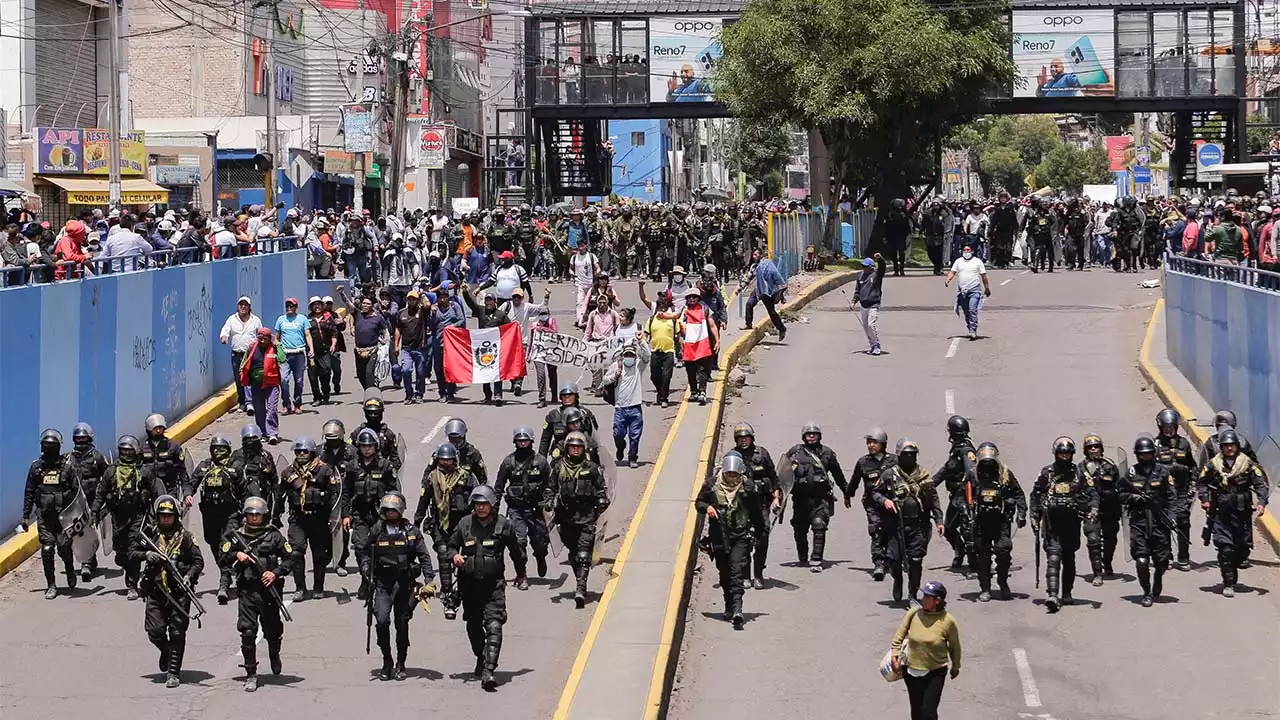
[0,178,31,197]
[42,176,169,205]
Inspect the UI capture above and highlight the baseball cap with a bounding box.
[499,250,515,260]
[322,296,334,304]
[237,296,252,306]
[862,257,875,267]
[308,295,323,306]
[285,297,298,307]
[511,287,525,297]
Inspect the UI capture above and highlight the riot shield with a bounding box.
[1113,448,1129,479]
[98,513,114,557]
[1255,436,1280,488]
[546,506,564,558]
[58,486,99,566]
[775,459,797,526]
[591,449,619,565]
[329,485,345,570]
[1115,448,1131,562]
[394,433,408,470]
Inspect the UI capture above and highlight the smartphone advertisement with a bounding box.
[1012,10,1115,98]
[648,17,730,103]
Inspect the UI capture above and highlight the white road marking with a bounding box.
[1020,269,1031,275]
[944,389,955,415]
[946,338,960,359]
[1013,648,1043,708]
[420,415,452,445]
[1000,278,1014,286]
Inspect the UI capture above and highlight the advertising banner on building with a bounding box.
[344,106,374,152]
[1105,136,1134,171]
[649,17,729,103]
[420,124,448,170]
[323,151,356,175]
[1012,11,1115,98]
[37,128,146,175]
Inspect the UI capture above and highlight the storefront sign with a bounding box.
[344,107,374,153]
[37,127,146,175]
[66,189,168,205]
[323,151,356,174]
[155,166,203,185]
[420,125,447,169]
[1012,11,1115,98]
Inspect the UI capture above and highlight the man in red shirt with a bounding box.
[240,327,283,442]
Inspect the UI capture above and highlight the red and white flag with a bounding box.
[443,323,527,384]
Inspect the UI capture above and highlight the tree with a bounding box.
[717,0,1015,247]
[980,145,1026,195]
[1247,113,1273,157]
[1033,144,1110,194]
[729,120,794,184]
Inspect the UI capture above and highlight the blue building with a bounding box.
[609,120,669,201]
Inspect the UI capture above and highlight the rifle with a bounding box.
[139,531,207,628]
[228,532,292,622]
[365,539,375,655]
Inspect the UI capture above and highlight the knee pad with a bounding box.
[811,517,828,532]
[240,631,259,643]
[1134,557,1149,570]
[147,629,167,644]
[574,550,591,567]
[1046,553,1061,567]
[40,544,55,558]
[485,619,504,638]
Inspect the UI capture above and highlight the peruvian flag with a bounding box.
[443,323,527,384]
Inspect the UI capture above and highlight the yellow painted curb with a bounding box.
[643,269,858,720]
[1137,298,1280,558]
[0,383,238,581]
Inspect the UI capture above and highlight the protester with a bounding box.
[273,298,314,413]
[239,327,283,443]
[680,287,718,405]
[853,253,887,355]
[219,296,264,414]
[890,580,961,720]
[742,249,786,337]
[603,341,651,468]
[530,305,560,407]
[944,245,991,341]
[394,289,431,404]
[339,286,392,390]
[306,297,335,405]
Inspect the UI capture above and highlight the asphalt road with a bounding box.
[670,268,1280,720]
[0,281,686,719]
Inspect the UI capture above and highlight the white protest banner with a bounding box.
[527,330,627,370]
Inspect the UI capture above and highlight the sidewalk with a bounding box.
[1139,298,1280,557]
[553,270,857,720]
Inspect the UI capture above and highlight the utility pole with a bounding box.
[387,23,412,213]
[106,0,122,207]
[265,24,280,206]
[354,0,366,214]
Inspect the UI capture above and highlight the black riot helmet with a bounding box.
[72,423,95,451]
[976,441,999,466]
[240,423,264,449]
[379,492,406,520]
[1082,434,1103,460]
[434,443,460,465]
[513,425,535,448]
[1218,429,1241,456]
[1052,436,1076,459]
[363,393,385,423]
[445,418,468,444]
[564,407,585,431]
[117,435,142,462]
[1213,410,1238,431]
[40,428,62,456]
[355,428,379,457]
[323,419,346,443]
[1133,435,1157,457]
[946,415,969,438]
[1156,409,1180,437]
[733,422,755,450]
[801,422,822,444]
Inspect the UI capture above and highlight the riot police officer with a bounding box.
[697,453,767,629]
[872,439,945,606]
[93,435,162,601]
[321,419,359,575]
[1200,409,1258,568]
[277,437,339,601]
[141,413,190,497]
[731,423,779,588]
[342,428,400,600]
[539,382,600,456]
[67,422,109,581]
[441,418,488,485]
[367,493,435,681]
[1079,434,1123,582]
[131,495,204,688]
[782,422,846,573]
[969,442,1026,602]
[22,429,81,599]
[448,485,525,689]
[1030,437,1099,612]
[415,442,482,619]
[1155,409,1199,570]
[1197,429,1270,597]
[231,424,280,516]
[1118,436,1177,607]
[220,496,291,691]
[494,426,554,584]
[552,431,610,608]
[932,415,977,570]
[548,407,603,465]
[187,435,250,604]
[843,427,896,580]
[350,392,403,471]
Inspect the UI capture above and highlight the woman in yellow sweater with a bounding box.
[890,581,961,720]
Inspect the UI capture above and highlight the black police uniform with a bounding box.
[782,442,845,565]
[932,437,977,567]
[188,457,250,591]
[539,404,600,456]
[448,512,525,678]
[1117,460,1177,599]
[1197,454,1270,589]
[551,453,610,599]
[231,446,281,514]
[322,439,358,567]
[969,463,1027,597]
[1155,434,1198,565]
[697,478,767,621]
[277,458,339,596]
[494,449,554,572]
[873,463,945,602]
[23,449,81,588]
[220,522,291,676]
[142,437,189,497]
[130,521,204,680]
[342,454,400,589]
[847,451,897,574]
[1079,455,1123,577]
[415,466,481,610]
[738,443,779,580]
[1030,461,1100,604]
[93,459,163,591]
[367,517,435,672]
[350,423,403,471]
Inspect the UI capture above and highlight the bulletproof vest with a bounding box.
[142,439,182,480]
[429,468,473,531]
[351,459,394,513]
[1029,212,1052,239]
[741,446,772,495]
[458,515,508,582]
[887,466,928,520]
[1119,209,1142,232]
[556,459,598,501]
[503,454,546,505]
[792,445,832,486]
[373,522,422,576]
[976,466,1011,515]
[1079,458,1118,494]
[35,456,75,507]
[859,454,892,500]
[106,463,147,509]
[237,448,276,490]
[323,442,355,474]
[226,527,285,582]
[1127,465,1167,497]
[1209,455,1256,493]
[68,449,106,487]
[457,443,484,478]
[287,460,331,515]
[199,460,239,507]
[942,441,976,494]
[1044,465,1084,514]
[1155,438,1193,489]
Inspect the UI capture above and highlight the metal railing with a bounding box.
[0,236,303,289]
[1165,254,1280,291]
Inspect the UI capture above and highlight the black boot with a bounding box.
[166,642,184,688]
[908,561,923,602]
[377,626,393,680]
[482,619,502,690]
[1136,560,1152,605]
[242,641,258,691]
[574,567,589,609]
[535,553,548,578]
[1152,568,1164,601]
[892,573,904,604]
[268,639,283,675]
[153,638,170,672]
[41,551,57,598]
[63,556,77,590]
[312,568,326,599]
[218,578,231,605]
[395,642,409,681]
[795,534,809,565]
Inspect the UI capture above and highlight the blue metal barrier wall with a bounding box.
[1165,260,1280,447]
[0,250,307,528]
[768,210,877,280]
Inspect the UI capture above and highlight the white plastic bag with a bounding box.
[880,642,909,683]
[374,343,391,385]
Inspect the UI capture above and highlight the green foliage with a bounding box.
[1246,113,1273,157]
[730,120,794,182]
[980,145,1026,195]
[1033,144,1110,194]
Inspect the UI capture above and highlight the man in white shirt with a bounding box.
[219,296,264,413]
[569,243,600,321]
[962,204,988,260]
[944,245,991,341]
[1092,203,1114,266]
[602,341,651,468]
